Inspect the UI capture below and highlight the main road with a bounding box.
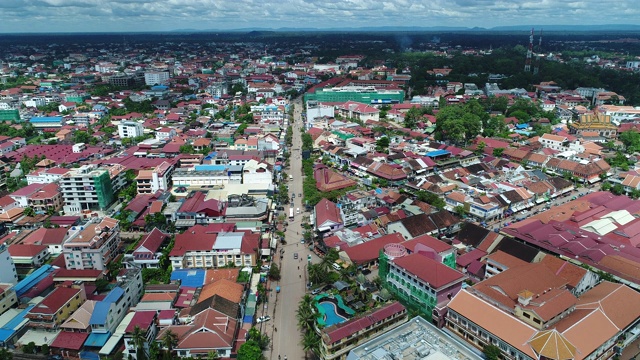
[263,97,318,360]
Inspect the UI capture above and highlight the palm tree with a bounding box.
[131,326,148,360]
[308,264,326,285]
[206,350,220,360]
[297,294,317,332]
[161,329,178,360]
[301,331,321,359]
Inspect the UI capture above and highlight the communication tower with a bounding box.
[524,28,534,72]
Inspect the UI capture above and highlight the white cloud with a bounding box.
[0,0,638,32]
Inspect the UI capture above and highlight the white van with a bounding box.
[296,207,300,214]
[332,263,342,271]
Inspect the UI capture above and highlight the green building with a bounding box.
[66,94,88,104]
[61,164,123,213]
[0,109,20,122]
[379,247,465,325]
[304,86,405,104]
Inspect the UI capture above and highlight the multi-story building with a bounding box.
[136,161,174,194]
[305,85,405,104]
[118,121,145,139]
[27,183,63,214]
[169,226,258,270]
[61,164,126,213]
[26,286,86,330]
[380,249,466,326]
[123,228,170,269]
[62,217,121,271]
[347,316,482,360]
[446,260,640,360]
[320,302,408,360]
[0,284,18,316]
[0,244,18,285]
[123,311,158,360]
[26,167,69,185]
[144,71,170,86]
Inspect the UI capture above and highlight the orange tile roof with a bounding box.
[528,330,576,360]
[198,279,243,304]
[448,290,538,358]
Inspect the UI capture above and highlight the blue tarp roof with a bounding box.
[15,265,53,296]
[170,269,205,288]
[84,332,111,347]
[0,305,34,342]
[515,123,529,129]
[426,150,450,157]
[243,315,253,324]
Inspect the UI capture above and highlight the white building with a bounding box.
[26,168,69,185]
[0,244,18,285]
[144,71,170,86]
[118,121,145,139]
[306,101,335,122]
[136,161,174,194]
[61,164,126,213]
[242,159,272,185]
[62,217,121,271]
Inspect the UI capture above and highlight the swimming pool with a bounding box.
[314,294,355,327]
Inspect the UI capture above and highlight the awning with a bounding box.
[99,334,123,355]
[175,219,196,227]
[84,332,111,347]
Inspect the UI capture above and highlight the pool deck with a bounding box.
[314,293,355,327]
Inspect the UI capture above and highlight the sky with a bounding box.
[1,0,639,33]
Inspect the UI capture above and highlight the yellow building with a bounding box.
[0,284,18,316]
[569,110,617,138]
[26,286,87,329]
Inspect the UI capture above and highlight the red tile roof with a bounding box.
[315,198,342,227]
[50,331,89,350]
[343,233,404,265]
[30,287,82,315]
[393,253,466,289]
[323,302,406,344]
[8,244,47,257]
[135,228,169,255]
[125,311,157,333]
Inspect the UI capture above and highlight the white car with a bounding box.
[257,316,271,323]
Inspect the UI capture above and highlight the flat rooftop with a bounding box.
[346,316,482,360]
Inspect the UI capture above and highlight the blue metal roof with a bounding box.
[426,150,450,157]
[194,164,226,171]
[29,116,63,122]
[515,123,529,129]
[102,287,124,304]
[79,351,101,360]
[15,265,53,296]
[84,332,111,347]
[89,302,111,326]
[0,305,34,342]
[170,269,205,288]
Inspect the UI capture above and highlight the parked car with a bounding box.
[311,288,322,295]
[257,316,271,323]
[294,253,298,259]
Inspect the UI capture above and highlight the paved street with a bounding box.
[262,97,318,360]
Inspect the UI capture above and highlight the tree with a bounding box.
[148,340,160,360]
[475,141,486,154]
[301,331,321,358]
[41,344,49,355]
[23,207,35,217]
[483,344,502,360]
[0,348,12,360]
[236,340,264,360]
[493,148,504,157]
[132,326,148,360]
[22,341,36,354]
[268,263,281,281]
[206,351,220,360]
[454,205,467,218]
[179,144,195,154]
[376,136,390,152]
[297,294,317,332]
[161,330,178,360]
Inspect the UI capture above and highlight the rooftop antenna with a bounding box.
[524,28,534,72]
[533,29,543,75]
